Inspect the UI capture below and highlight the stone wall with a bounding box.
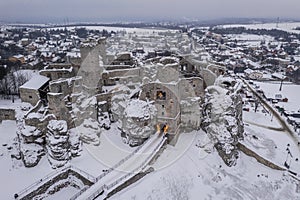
[47,93,71,123]
[40,70,74,81]
[207,64,226,77]
[104,65,134,70]
[140,83,181,135]
[19,168,94,200]
[178,78,204,100]
[0,108,15,121]
[40,67,75,81]
[237,142,285,171]
[180,97,202,131]
[96,93,112,107]
[19,88,40,106]
[49,77,82,97]
[201,68,217,87]
[157,64,180,83]
[140,83,180,118]
[107,68,140,79]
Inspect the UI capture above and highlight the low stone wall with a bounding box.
[0,108,16,121]
[104,65,134,70]
[237,142,285,171]
[96,93,112,103]
[18,168,94,200]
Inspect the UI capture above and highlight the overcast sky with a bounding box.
[1,0,300,23]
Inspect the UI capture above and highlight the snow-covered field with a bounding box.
[226,34,274,47]
[0,97,23,109]
[226,34,273,42]
[254,81,300,113]
[82,124,138,171]
[221,22,300,34]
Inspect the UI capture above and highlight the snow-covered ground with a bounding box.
[110,130,300,200]
[1,81,300,199]
[254,81,300,113]
[243,105,300,173]
[78,134,166,200]
[1,110,300,199]
[0,120,54,200]
[43,186,79,200]
[0,97,22,109]
[226,34,274,47]
[83,124,138,171]
[221,22,300,34]
[243,110,282,129]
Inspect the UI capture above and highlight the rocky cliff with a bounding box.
[202,76,244,166]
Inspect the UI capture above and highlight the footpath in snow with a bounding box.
[76,133,166,200]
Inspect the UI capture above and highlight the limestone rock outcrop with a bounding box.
[46,120,70,168]
[202,76,244,166]
[121,99,157,146]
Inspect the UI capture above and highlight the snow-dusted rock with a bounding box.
[46,120,70,168]
[121,99,157,146]
[20,142,44,168]
[69,128,82,157]
[76,118,101,146]
[20,125,43,143]
[111,93,128,122]
[202,76,244,166]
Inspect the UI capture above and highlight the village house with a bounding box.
[8,54,26,64]
[286,65,300,83]
[19,74,50,106]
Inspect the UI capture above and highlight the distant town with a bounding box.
[1,20,300,199]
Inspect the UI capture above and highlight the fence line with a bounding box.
[106,137,166,190]
[71,135,165,200]
[85,137,166,200]
[95,134,152,182]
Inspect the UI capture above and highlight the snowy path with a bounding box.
[244,120,284,131]
[75,134,166,200]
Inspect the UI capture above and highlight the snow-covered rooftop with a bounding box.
[19,74,50,90]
